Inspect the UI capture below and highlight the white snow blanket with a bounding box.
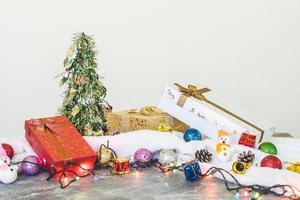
[1,131,300,196]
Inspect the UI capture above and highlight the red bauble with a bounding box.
[1,143,14,159]
[260,155,282,169]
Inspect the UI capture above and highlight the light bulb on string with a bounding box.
[234,192,240,200]
[252,192,261,199]
[244,190,249,197]
[63,177,68,184]
[135,171,139,177]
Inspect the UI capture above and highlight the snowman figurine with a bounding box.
[0,155,18,184]
[216,130,232,162]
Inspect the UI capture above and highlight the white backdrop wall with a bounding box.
[0,0,299,137]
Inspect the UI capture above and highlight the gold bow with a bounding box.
[128,106,162,116]
[175,83,211,101]
[175,83,264,142]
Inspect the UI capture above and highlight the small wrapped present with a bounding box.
[25,115,96,176]
[182,160,202,182]
[107,106,188,134]
[158,83,275,144]
[238,132,256,148]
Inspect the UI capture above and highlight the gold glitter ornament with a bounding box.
[97,147,112,165]
[286,162,300,174]
[71,106,80,117]
[157,121,173,132]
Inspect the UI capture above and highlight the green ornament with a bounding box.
[258,142,278,155]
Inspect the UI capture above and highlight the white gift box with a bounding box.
[157,84,275,145]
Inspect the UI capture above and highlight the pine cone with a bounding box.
[237,151,255,163]
[195,149,213,163]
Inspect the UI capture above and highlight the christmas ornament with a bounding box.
[111,158,130,175]
[260,155,282,169]
[96,145,115,166]
[232,162,248,174]
[151,149,162,161]
[237,151,255,165]
[71,106,80,117]
[195,149,213,163]
[75,75,84,85]
[134,148,152,167]
[157,121,173,132]
[183,128,201,142]
[286,162,300,174]
[158,149,177,166]
[0,143,14,159]
[182,161,202,182]
[216,130,232,162]
[21,155,42,176]
[258,142,278,155]
[0,156,18,184]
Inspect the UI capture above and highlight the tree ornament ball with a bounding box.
[260,155,282,169]
[258,142,278,155]
[232,162,247,174]
[158,149,177,166]
[97,147,112,165]
[21,156,42,176]
[183,128,202,142]
[134,148,152,164]
[0,143,14,159]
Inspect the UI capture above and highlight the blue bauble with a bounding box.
[183,128,202,142]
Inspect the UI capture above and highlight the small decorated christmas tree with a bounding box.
[59,32,111,136]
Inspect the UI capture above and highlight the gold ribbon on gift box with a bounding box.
[128,106,163,116]
[174,83,265,142]
[127,106,186,132]
[29,118,73,162]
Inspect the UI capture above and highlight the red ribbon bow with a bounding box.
[29,118,59,134]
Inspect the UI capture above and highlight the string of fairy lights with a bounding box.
[11,143,300,199]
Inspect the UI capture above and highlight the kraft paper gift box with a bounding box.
[107,106,188,134]
[157,84,275,145]
[25,115,97,176]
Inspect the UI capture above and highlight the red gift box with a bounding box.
[25,115,96,176]
[238,132,256,148]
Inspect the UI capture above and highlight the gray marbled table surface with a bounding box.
[0,168,282,200]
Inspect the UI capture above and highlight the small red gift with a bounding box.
[238,132,256,148]
[25,115,96,177]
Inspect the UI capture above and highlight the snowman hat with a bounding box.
[218,130,229,137]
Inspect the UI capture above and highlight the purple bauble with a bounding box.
[21,155,42,176]
[134,148,152,165]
